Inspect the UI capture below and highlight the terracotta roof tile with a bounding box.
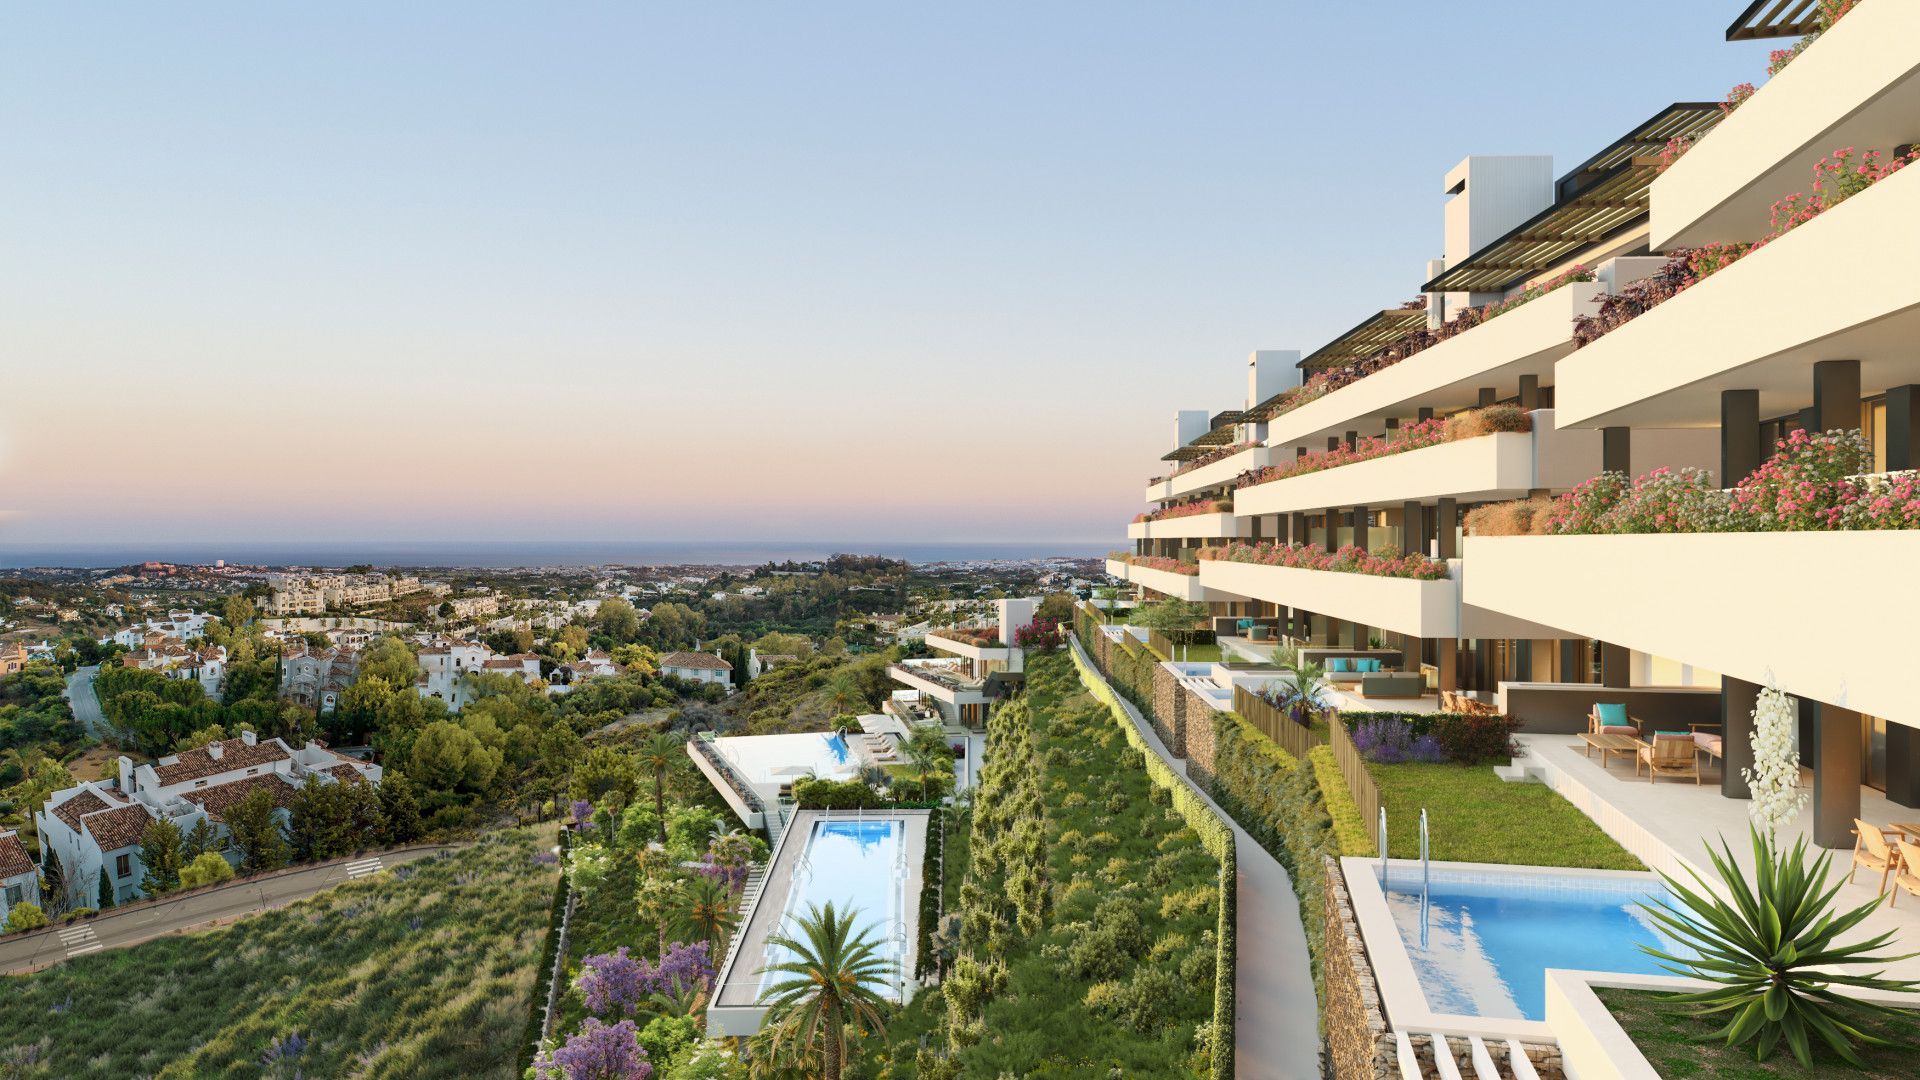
[0,832,33,879]
[51,789,117,832]
[82,804,154,852]
[661,650,731,671]
[182,773,299,821]
[152,738,291,787]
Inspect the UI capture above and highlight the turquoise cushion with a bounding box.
[1595,703,1627,725]
[1330,658,1350,672]
[1365,659,1383,672]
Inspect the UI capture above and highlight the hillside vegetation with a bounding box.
[0,828,557,1079]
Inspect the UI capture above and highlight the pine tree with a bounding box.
[97,866,115,910]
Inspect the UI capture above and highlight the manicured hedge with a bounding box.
[1202,706,1338,1008]
[1308,746,1372,857]
[1071,646,1236,1080]
[915,807,945,979]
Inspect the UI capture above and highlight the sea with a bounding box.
[0,540,1111,570]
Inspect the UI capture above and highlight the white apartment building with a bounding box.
[888,597,1037,730]
[415,637,545,708]
[261,573,425,616]
[280,643,360,712]
[34,732,380,906]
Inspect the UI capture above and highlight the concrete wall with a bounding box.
[1498,682,1723,735]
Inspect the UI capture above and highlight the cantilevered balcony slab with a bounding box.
[1652,1,1920,249]
[1128,512,1257,542]
[1198,559,1460,639]
[1150,445,1271,504]
[1105,557,1131,580]
[888,662,989,706]
[924,633,1011,663]
[1558,167,1920,429]
[1234,421,1603,518]
[1127,563,1213,603]
[1265,284,1602,451]
[1463,533,1920,728]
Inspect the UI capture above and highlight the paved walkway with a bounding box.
[1070,638,1321,1080]
[0,845,453,974]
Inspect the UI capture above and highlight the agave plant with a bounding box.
[1637,826,1920,1066]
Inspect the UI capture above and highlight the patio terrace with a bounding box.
[1514,732,1920,982]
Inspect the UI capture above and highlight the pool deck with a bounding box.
[1515,732,1920,984]
[707,808,930,1035]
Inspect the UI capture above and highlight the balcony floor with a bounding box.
[1516,734,1920,982]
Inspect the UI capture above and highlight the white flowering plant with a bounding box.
[1743,684,1805,835]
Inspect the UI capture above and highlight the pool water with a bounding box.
[760,820,905,997]
[1384,871,1686,1021]
[823,732,851,764]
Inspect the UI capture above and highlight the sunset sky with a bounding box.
[0,3,1773,549]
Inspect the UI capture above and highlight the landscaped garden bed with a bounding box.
[1597,987,1920,1079]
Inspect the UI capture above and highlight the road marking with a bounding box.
[59,925,102,957]
[345,857,385,879]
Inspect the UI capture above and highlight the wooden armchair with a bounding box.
[1850,819,1900,895]
[1636,734,1700,784]
[1893,839,1920,907]
[1589,704,1638,737]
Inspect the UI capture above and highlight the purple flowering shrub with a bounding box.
[534,1018,651,1080]
[1352,719,1446,764]
[578,943,717,1018]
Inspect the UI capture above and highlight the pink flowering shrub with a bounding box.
[1014,617,1063,650]
[1237,406,1531,492]
[1468,428,1920,536]
[1114,554,1199,576]
[1766,146,1918,246]
[1196,542,1450,581]
[1135,498,1233,524]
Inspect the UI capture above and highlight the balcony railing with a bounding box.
[891,661,986,693]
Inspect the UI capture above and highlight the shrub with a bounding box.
[789,777,885,809]
[179,852,236,889]
[1308,747,1372,856]
[1198,541,1449,581]
[3,901,46,933]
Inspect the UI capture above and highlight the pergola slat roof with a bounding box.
[1727,0,1822,40]
[1422,103,1723,296]
[1293,305,1430,375]
[1160,410,1248,460]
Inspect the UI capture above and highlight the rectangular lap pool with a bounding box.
[759,819,908,996]
[708,810,929,1036]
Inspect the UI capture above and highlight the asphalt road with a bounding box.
[64,665,113,740]
[0,845,454,974]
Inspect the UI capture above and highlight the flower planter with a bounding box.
[1651,0,1920,248]
[1560,162,1920,429]
[1265,283,1601,451]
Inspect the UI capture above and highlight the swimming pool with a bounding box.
[1381,868,1685,1021]
[759,819,907,998]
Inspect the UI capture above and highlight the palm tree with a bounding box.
[670,875,739,963]
[903,729,951,801]
[756,902,894,1080]
[638,732,682,841]
[1272,643,1329,725]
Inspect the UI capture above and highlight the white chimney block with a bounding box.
[1442,155,1554,310]
[996,598,1038,646]
[1174,410,1210,451]
[118,755,134,794]
[208,742,224,760]
[241,729,258,746]
[1246,350,1301,409]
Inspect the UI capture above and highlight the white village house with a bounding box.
[0,830,40,922]
[660,650,732,688]
[33,732,381,907]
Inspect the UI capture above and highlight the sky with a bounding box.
[0,3,1778,550]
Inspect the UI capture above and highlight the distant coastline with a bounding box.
[0,539,1110,570]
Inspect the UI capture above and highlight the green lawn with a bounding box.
[1598,988,1920,1079]
[1369,762,1642,870]
[0,828,557,1079]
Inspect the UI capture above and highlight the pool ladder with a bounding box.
[1379,808,1433,947]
